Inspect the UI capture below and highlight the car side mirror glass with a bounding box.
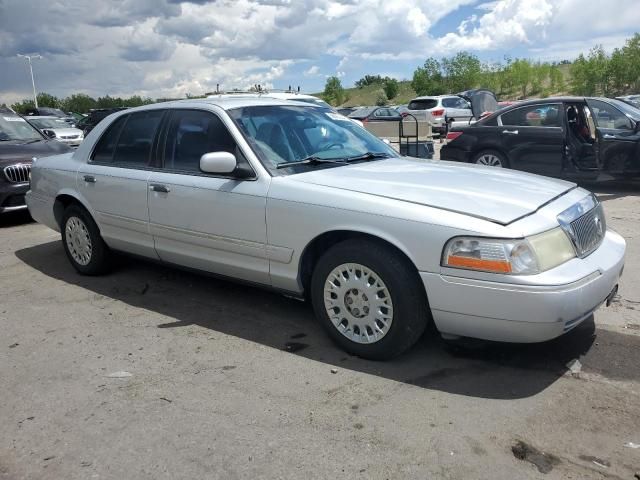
[200,151,237,175]
[44,130,56,138]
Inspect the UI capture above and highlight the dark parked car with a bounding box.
[337,107,357,116]
[76,107,128,135]
[348,106,402,123]
[0,108,72,214]
[441,97,640,180]
[616,95,640,109]
[24,107,76,126]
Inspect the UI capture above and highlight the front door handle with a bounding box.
[603,134,616,139]
[149,183,170,193]
[83,175,96,183]
[502,129,518,135]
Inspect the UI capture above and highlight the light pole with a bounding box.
[17,54,42,108]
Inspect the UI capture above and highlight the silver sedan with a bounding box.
[26,97,625,359]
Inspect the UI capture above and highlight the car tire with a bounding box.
[310,239,429,360]
[61,204,111,275]
[473,150,509,168]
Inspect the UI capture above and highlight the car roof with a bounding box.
[124,97,323,114]
[27,115,66,120]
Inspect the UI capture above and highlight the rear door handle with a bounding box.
[149,183,170,193]
[502,129,518,135]
[83,175,96,183]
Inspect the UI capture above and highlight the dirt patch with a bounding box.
[511,440,560,474]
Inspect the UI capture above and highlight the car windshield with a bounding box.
[608,98,640,121]
[0,115,43,141]
[30,118,69,129]
[229,105,398,174]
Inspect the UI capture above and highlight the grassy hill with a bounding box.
[316,63,574,107]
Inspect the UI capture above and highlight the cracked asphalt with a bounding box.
[1,184,639,479]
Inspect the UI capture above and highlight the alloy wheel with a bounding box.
[323,263,394,344]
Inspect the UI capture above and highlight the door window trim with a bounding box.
[497,103,564,129]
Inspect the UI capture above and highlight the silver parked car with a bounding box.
[26,97,626,360]
[26,116,84,147]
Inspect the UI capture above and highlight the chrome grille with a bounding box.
[3,164,31,183]
[59,134,80,139]
[570,205,606,257]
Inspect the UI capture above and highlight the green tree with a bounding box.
[322,76,345,106]
[354,75,384,88]
[10,99,35,114]
[441,51,481,92]
[411,57,444,95]
[382,78,399,100]
[61,93,97,113]
[375,90,388,106]
[549,65,564,93]
[508,59,533,98]
[36,92,61,108]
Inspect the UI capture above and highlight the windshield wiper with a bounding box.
[276,156,348,169]
[275,152,391,169]
[343,152,391,162]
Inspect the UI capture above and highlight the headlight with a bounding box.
[442,227,575,275]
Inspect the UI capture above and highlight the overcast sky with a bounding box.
[1,0,638,104]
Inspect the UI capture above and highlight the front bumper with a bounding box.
[421,230,626,343]
[56,138,82,147]
[0,182,30,213]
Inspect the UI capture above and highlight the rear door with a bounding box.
[586,99,640,175]
[77,109,165,258]
[498,103,565,177]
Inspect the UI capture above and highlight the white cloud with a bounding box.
[304,65,321,76]
[0,0,638,104]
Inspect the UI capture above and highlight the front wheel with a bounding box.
[473,150,508,168]
[310,239,429,360]
[61,204,111,275]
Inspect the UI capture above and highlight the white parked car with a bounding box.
[27,98,625,360]
[406,95,473,134]
[27,116,84,147]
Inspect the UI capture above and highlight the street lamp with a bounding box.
[17,54,42,108]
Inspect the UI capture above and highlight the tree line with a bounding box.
[10,92,155,114]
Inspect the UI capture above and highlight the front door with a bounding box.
[147,108,271,285]
[77,109,165,258]
[498,103,564,177]
[586,99,640,175]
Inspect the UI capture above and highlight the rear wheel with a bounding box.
[61,204,111,275]
[310,239,429,360]
[473,150,508,168]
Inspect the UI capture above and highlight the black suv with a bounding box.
[0,108,71,214]
[76,107,128,136]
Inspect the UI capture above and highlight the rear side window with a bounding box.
[163,109,240,173]
[500,104,562,127]
[91,115,127,163]
[408,99,438,110]
[112,110,164,166]
[441,98,459,108]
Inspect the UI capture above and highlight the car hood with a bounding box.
[0,139,72,167]
[289,158,576,225]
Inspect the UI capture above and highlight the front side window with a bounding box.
[587,100,634,130]
[229,105,398,175]
[500,104,562,127]
[442,98,458,108]
[163,109,245,173]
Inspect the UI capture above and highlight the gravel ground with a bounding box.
[1,184,639,480]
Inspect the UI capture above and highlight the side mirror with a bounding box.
[200,151,237,174]
[43,129,56,138]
